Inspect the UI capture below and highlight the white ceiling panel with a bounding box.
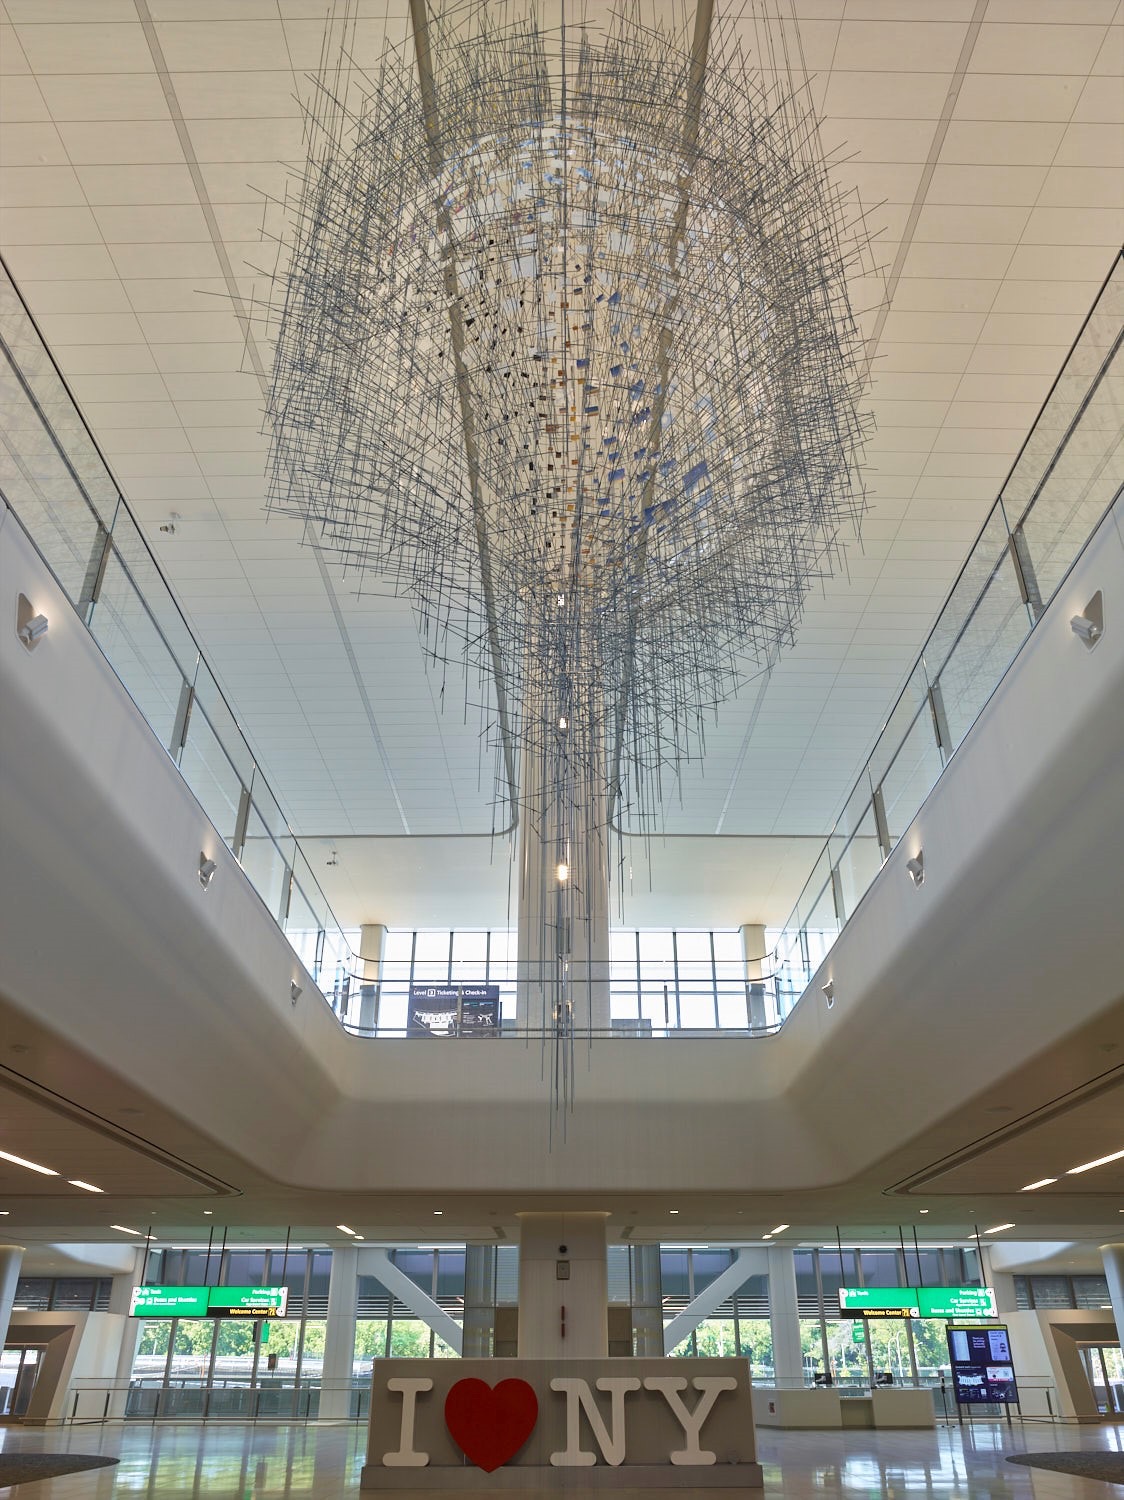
[0,0,1120,912]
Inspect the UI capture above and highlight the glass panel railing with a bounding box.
[766,251,1123,1014]
[1,240,1120,1042]
[0,252,359,1013]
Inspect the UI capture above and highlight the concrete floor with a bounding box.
[0,1419,1122,1497]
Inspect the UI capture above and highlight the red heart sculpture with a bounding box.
[444,1377,538,1472]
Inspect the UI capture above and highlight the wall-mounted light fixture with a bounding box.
[198,854,218,889]
[290,982,302,1006]
[906,851,925,886]
[16,595,48,651]
[822,980,835,1006]
[1070,590,1103,648]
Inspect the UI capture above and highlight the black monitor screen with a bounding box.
[946,1325,1019,1405]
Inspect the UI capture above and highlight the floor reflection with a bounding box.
[0,1418,1120,1497]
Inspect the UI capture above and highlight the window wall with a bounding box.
[375,930,517,1031]
[1014,1273,1112,1310]
[795,1246,983,1389]
[660,1247,774,1377]
[371,929,757,1033]
[13,1277,112,1311]
[130,1246,333,1408]
[354,1249,469,1367]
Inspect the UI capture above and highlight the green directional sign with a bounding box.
[129,1286,289,1319]
[207,1286,289,1319]
[917,1286,997,1319]
[838,1286,997,1320]
[838,1288,919,1317]
[129,1286,209,1318]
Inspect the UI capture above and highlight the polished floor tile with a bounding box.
[0,1419,1122,1497]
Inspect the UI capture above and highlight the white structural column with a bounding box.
[0,1245,24,1352]
[462,1245,495,1358]
[741,923,769,1030]
[661,1248,763,1355]
[516,745,610,1031]
[517,1212,608,1359]
[358,923,385,1033]
[631,1244,664,1357]
[364,1248,464,1355]
[107,1251,145,1418]
[767,1246,803,1387]
[319,1245,359,1419]
[1100,1244,1124,1347]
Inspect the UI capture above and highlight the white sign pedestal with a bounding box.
[360,1357,763,1490]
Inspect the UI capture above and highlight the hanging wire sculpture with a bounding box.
[264,0,871,1115]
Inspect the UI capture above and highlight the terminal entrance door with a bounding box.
[0,1346,43,1420]
[1079,1344,1124,1416]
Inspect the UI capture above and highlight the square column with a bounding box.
[517,1212,608,1359]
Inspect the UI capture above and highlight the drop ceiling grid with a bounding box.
[0,6,473,837]
[712,4,1121,833]
[0,2,1120,845]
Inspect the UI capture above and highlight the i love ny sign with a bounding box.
[361,1357,763,1490]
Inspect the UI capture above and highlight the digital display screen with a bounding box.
[946,1325,1019,1404]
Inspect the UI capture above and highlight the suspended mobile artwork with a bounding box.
[265,0,871,1113]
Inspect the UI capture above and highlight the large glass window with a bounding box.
[389,1318,433,1358]
[737,1318,773,1379]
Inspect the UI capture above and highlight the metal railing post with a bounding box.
[1008,527,1044,621]
[170,679,195,764]
[927,681,952,765]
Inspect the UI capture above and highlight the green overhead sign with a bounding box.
[916,1286,997,1319]
[129,1286,289,1319]
[838,1288,918,1316]
[129,1286,209,1318]
[838,1286,996,1320]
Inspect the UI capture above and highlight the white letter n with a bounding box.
[549,1377,640,1467]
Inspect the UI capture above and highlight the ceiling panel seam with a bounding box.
[131,0,415,835]
[859,0,989,387]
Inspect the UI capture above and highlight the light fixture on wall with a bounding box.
[821,980,835,1006]
[198,854,217,889]
[16,595,48,650]
[905,851,925,886]
[290,982,302,1006]
[1070,591,1103,648]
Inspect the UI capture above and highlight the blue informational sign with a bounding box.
[946,1325,1019,1405]
[407,984,500,1037]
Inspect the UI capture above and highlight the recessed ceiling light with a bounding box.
[203,1210,213,1216]
[1067,1148,1124,1176]
[983,1223,1015,1234]
[770,1224,789,1234]
[0,1211,9,1216]
[0,1149,58,1177]
[111,1225,143,1236]
[434,1210,443,1216]
[1020,1178,1058,1192]
[669,1209,679,1215]
[919,1209,929,1214]
[336,1224,356,1236]
[68,1180,103,1193]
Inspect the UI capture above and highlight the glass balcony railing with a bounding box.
[1,250,1121,1039]
[0,256,358,1002]
[766,251,1123,1017]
